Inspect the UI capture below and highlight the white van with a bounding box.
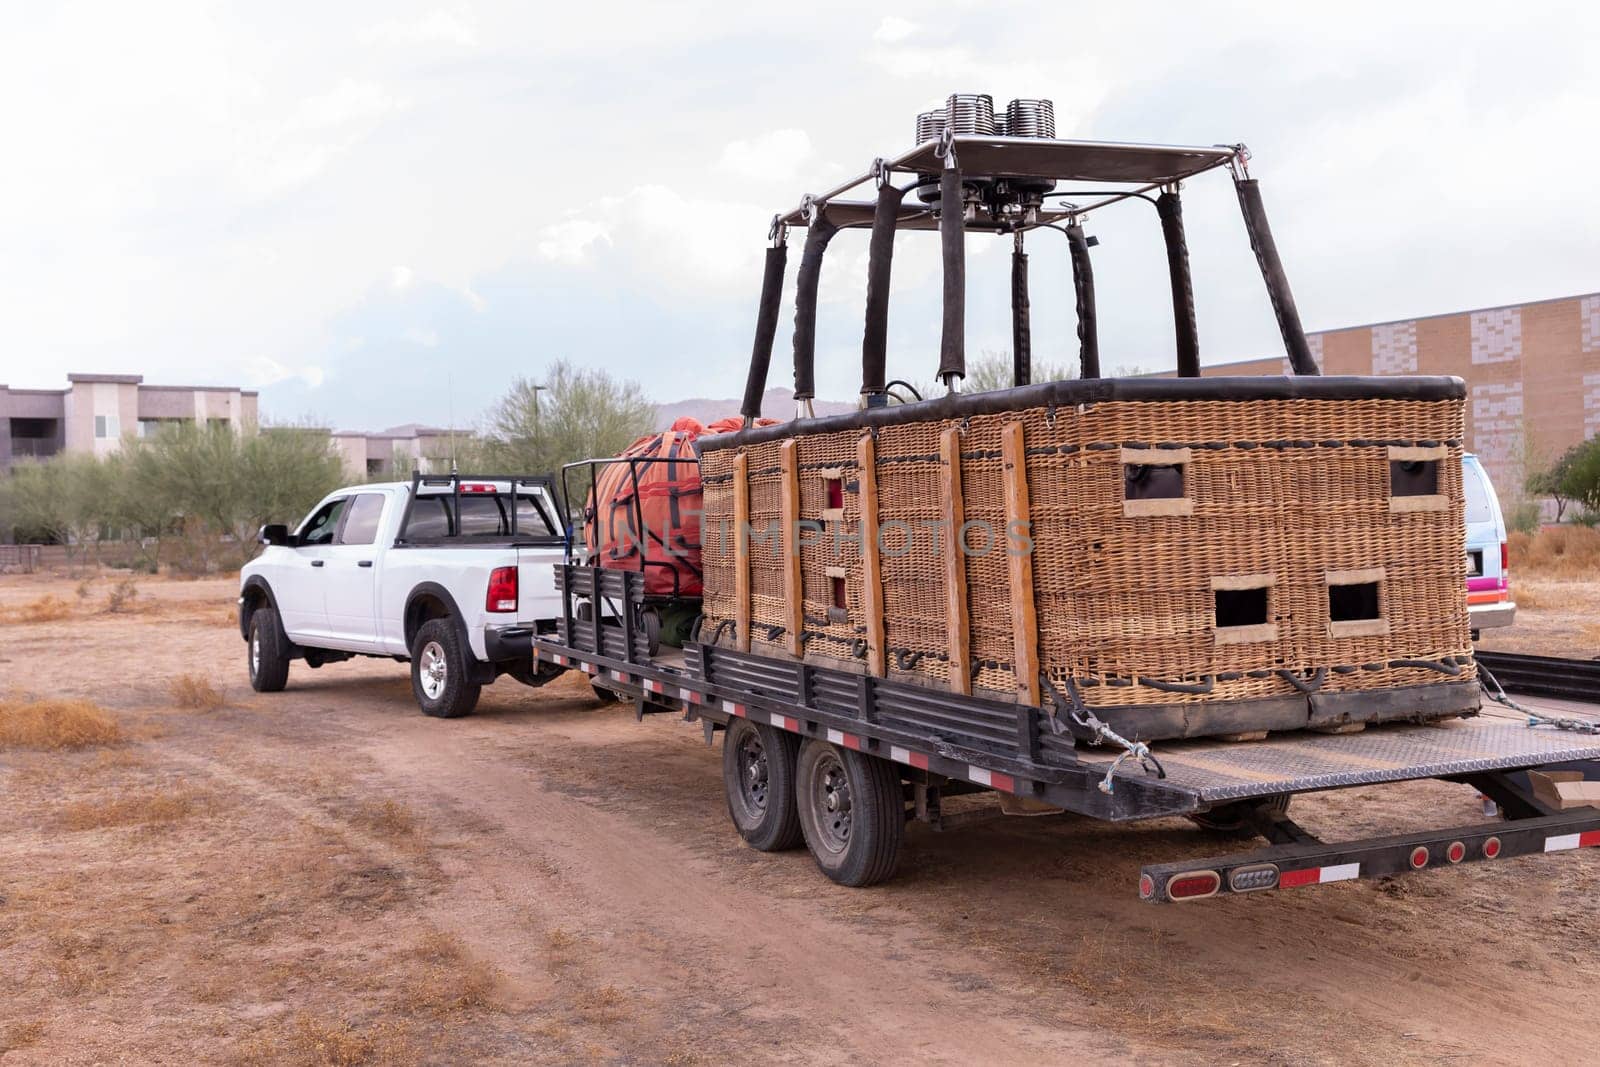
[1463,453,1515,634]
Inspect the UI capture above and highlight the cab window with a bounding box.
[300,498,348,546]
[337,493,387,546]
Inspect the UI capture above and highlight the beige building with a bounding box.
[330,424,463,478]
[1,372,259,471]
[1197,291,1600,497]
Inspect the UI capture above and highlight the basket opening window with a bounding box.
[1388,446,1447,512]
[1327,568,1389,637]
[826,566,849,622]
[1122,447,1193,517]
[1211,574,1277,645]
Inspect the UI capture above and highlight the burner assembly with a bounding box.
[911,93,1060,220]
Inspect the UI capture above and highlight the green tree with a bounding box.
[480,361,655,474]
[1528,442,1584,522]
[0,458,73,550]
[1557,436,1600,517]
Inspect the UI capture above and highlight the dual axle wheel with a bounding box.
[721,717,904,886]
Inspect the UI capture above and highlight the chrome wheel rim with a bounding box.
[419,640,448,700]
[737,730,769,813]
[806,749,852,854]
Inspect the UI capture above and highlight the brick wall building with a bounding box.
[1202,292,1600,497]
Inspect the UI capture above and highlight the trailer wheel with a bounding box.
[796,739,904,886]
[722,718,802,851]
[410,619,481,719]
[247,607,291,693]
[1189,794,1290,837]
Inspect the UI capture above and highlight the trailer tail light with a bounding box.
[1138,874,1155,900]
[486,566,518,613]
[1483,836,1502,859]
[1409,845,1430,869]
[1228,864,1280,893]
[1446,841,1466,864]
[1165,870,1221,901]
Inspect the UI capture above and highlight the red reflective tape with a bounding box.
[772,715,798,732]
[842,733,862,751]
[1278,867,1320,889]
[1581,830,1600,848]
[990,772,1016,794]
[680,688,703,705]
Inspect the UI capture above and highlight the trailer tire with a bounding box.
[1189,794,1290,837]
[722,718,802,851]
[411,619,481,719]
[247,607,291,693]
[796,739,904,886]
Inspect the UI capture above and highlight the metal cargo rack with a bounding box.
[535,563,1600,903]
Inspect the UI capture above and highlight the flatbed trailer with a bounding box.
[534,564,1600,903]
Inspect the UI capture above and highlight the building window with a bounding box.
[94,415,120,439]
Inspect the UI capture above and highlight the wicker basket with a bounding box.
[697,378,1477,742]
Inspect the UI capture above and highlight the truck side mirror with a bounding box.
[259,523,292,547]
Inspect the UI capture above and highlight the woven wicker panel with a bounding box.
[699,461,736,633]
[696,393,1472,729]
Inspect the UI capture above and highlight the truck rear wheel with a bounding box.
[411,619,481,719]
[247,606,291,693]
[722,718,802,851]
[795,739,903,886]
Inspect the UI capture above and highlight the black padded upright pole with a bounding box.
[861,181,906,398]
[937,165,966,386]
[1236,177,1319,375]
[1067,221,1100,379]
[741,242,789,422]
[1158,190,1200,378]
[791,210,839,400]
[1011,238,1030,387]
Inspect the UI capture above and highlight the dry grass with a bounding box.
[239,1014,414,1067]
[398,932,500,1016]
[576,984,626,1024]
[104,577,140,613]
[10,594,73,623]
[1,1020,47,1053]
[349,799,423,842]
[169,673,226,711]
[62,788,200,831]
[0,697,122,750]
[1508,525,1600,578]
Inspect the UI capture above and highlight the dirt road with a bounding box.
[3,573,1599,1064]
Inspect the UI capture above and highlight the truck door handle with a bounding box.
[310,560,324,568]
[358,560,373,568]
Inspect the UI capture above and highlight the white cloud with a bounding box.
[404,326,440,347]
[872,17,918,44]
[364,9,479,48]
[391,266,415,290]
[536,218,612,265]
[246,355,325,389]
[717,129,813,183]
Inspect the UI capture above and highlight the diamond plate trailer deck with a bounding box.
[536,566,1600,902]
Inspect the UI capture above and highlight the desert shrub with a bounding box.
[0,698,122,750]
[169,674,225,711]
[1506,499,1542,535]
[11,595,73,623]
[104,578,139,613]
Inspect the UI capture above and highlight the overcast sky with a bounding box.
[3,2,1597,430]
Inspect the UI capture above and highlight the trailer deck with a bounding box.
[536,564,1600,902]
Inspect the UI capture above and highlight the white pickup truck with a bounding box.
[238,474,567,717]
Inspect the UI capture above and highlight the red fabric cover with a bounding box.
[584,416,772,598]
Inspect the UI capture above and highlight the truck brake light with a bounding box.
[1500,541,1508,578]
[486,566,518,612]
[463,482,497,494]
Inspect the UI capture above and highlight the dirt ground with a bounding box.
[3,572,1599,1066]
